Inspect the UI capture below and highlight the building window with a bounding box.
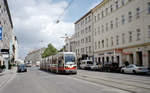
[136,29,141,41]
[86,37,88,43]
[122,15,125,25]
[98,26,100,35]
[106,23,108,31]
[106,38,108,47]
[148,2,150,14]
[110,5,113,12]
[122,0,125,6]
[102,40,104,48]
[102,25,104,33]
[129,31,132,42]
[136,7,140,19]
[95,16,96,22]
[110,20,113,29]
[148,25,150,38]
[85,18,87,24]
[116,18,118,28]
[102,11,104,18]
[86,47,88,53]
[89,36,91,42]
[98,13,100,20]
[98,41,100,48]
[106,8,108,16]
[89,46,91,53]
[95,42,97,50]
[95,28,97,36]
[115,1,119,9]
[116,35,119,45]
[122,33,125,44]
[128,11,132,22]
[111,37,113,46]
[128,0,132,2]
[89,26,91,32]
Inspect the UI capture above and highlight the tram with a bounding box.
[40,52,77,74]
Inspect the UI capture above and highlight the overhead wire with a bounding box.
[56,0,74,23]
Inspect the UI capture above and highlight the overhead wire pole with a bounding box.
[56,0,74,23]
[60,34,69,52]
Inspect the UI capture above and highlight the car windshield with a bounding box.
[65,54,75,63]
[87,61,93,64]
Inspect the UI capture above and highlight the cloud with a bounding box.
[8,0,74,59]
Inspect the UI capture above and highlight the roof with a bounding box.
[74,10,92,24]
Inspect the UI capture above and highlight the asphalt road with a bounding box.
[0,67,150,93]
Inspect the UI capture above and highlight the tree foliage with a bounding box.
[58,47,64,52]
[42,43,58,58]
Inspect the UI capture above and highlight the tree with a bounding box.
[58,47,65,52]
[42,43,58,58]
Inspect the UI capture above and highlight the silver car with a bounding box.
[121,64,149,74]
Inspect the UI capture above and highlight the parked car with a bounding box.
[121,64,149,74]
[90,63,99,70]
[80,60,93,70]
[17,64,27,72]
[26,63,32,67]
[102,62,119,72]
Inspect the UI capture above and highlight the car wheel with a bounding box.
[122,70,124,73]
[133,70,136,74]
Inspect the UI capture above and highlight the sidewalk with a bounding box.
[0,67,17,88]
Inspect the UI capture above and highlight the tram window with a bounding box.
[65,54,75,62]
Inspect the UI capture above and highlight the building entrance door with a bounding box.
[136,52,143,66]
[98,57,101,63]
[112,56,114,63]
[129,54,134,64]
[116,56,120,64]
[106,57,109,63]
[102,57,105,64]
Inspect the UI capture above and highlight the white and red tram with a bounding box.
[40,52,77,74]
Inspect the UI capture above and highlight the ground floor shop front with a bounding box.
[94,45,150,68]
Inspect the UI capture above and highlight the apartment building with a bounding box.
[75,11,94,60]
[65,35,76,52]
[0,0,14,66]
[25,48,45,65]
[93,0,150,68]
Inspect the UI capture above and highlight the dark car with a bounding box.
[102,63,120,72]
[17,64,27,72]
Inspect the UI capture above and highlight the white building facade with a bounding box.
[65,35,76,52]
[93,0,150,68]
[75,11,94,60]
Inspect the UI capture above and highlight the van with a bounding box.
[80,60,93,69]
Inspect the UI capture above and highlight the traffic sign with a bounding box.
[0,27,2,40]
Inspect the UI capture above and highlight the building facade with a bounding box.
[73,0,150,68]
[92,0,150,68]
[0,0,14,67]
[24,48,45,65]
[75,11,94,60]
[65,35,76,52]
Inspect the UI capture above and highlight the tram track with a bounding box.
[71,74,150,93]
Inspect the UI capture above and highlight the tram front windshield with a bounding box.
[65,54,75,63]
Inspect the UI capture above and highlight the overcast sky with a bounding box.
[7,0,102,60]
